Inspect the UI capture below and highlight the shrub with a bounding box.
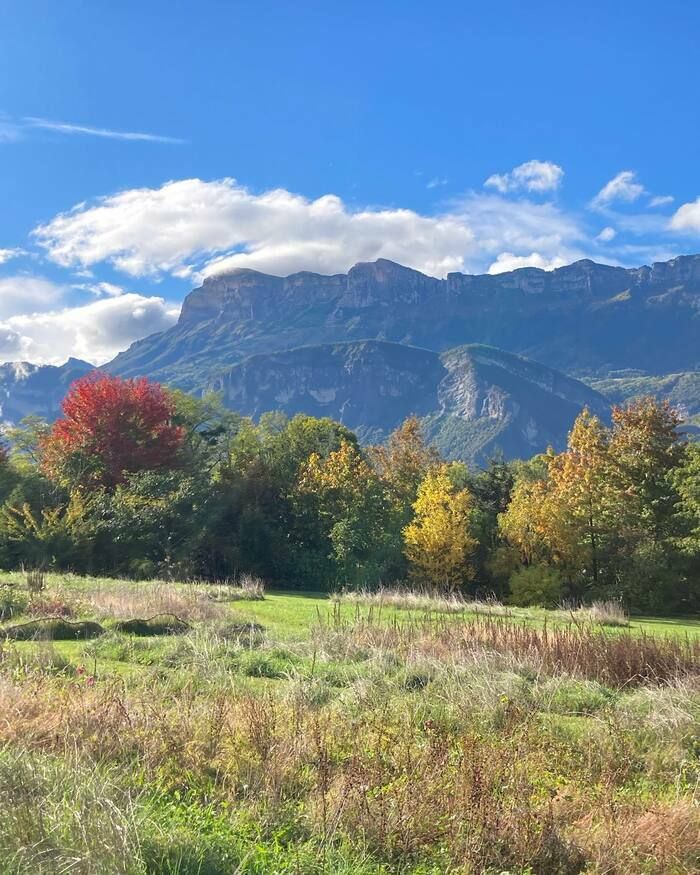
[508,565,563,608]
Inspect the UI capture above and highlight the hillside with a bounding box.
[211,341,609,462]
[590,371,700,425]
[108,254,700,390]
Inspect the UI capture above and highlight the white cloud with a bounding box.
[75,281,127,297]
[451,193,584,266]
[596,226,617,242]
[649,194,674,208]
[0,248,25,265]
[485,160,564,194]
[426,177,448,189]
[487,252,570,274]
[23,117,184,144]
[591,171,645,209]
[0,293,180,365]
[669,198,700,234]
[34,177,587,281]
[0,276,64,319]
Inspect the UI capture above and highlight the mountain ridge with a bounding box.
[108,253,700,389]
[1,253,698,462]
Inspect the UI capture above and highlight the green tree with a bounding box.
[298,440,399,588]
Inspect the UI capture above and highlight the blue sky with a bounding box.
[1,0,700,365]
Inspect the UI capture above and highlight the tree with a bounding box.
[3,416,51,471]
[672,443,700,612]
[298,440,399,588]
[465,454,517,594]
[403,465,477,591]
[608,397,685,545]
[42,373,184,489]
[370,417,440,516]
[498,400,691,611]
[168,389,242,474]
[498,469,566,568]
[0,491,93,569]
[89,470,211,579]
[547,409,620,591]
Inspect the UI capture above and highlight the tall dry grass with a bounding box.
[0,670,697,873]
[557,599,630,627]
[334,586,512,615]
[322,607,699,687]
[80,582,226,622]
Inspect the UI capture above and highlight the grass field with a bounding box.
[0,573,699,873]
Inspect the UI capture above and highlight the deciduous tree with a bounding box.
[403,465,477,591]
[42,373,184,489]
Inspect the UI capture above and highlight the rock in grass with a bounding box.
[112,613,191,636]
[1,617,105,641]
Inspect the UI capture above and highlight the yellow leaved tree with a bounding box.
[403,464,477,591]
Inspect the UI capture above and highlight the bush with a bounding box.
[508,565,563,608]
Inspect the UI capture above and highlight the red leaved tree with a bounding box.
[42,373,185,489]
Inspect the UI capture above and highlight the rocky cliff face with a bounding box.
[109,255,700,391]
[0,358,93,423]
[211,341,609,462]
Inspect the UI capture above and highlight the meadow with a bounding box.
[0,572,698,874]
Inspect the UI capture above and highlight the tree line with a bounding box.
[0,372,698,614]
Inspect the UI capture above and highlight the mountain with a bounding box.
[109,254,700,391]
[210,341,610,462]
[0,358,94,423]
[2,254,698,461]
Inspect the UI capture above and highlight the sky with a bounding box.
[1,0,700,366]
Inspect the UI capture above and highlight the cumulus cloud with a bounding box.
[0,292,180,365]
[34,179,478,279]
[33,177,588,281]
[487,252,570,275]
[596,226,617,242]
[0,274,179,363]
[0,276,64,319]
[484,160,564,194]
[591,171,645,209]
[669,198,700,234]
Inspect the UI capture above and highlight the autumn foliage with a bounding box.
[41,373,184,488]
